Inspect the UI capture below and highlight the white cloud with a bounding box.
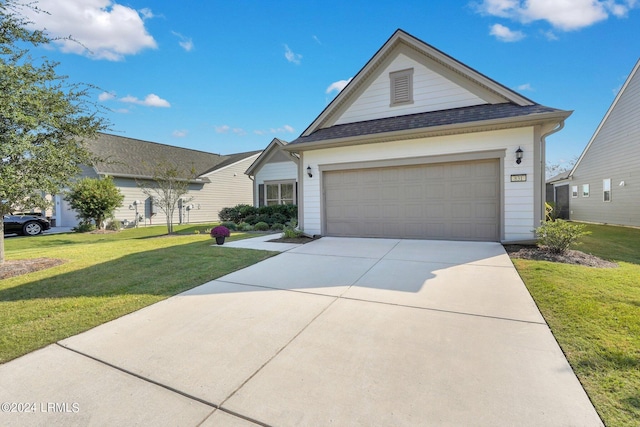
[326,78,353,94]
[120,93,170,108]
[98,91,116,101]
[517,83,534,91]
[214,125,247,135]
[254,125,296,135]
[312,35,322,45]
[215,125,231,134]
[284,44,302,65]
[490,23,525,41]
[172,31,194,52]
[475,0,639,31]
[172,130,188,138]
[22,0,157,61]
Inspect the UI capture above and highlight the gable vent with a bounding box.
[390,68,414,106]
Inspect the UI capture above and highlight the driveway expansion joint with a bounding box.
[55,343,273,427]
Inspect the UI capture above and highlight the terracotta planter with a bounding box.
[215,236,226,245]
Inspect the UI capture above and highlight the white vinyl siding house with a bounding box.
[553,58,640,227]
[285,30,570,243]
[245,138,299,207]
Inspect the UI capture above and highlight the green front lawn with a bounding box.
[0,224,277,363]
[512,224,640,427]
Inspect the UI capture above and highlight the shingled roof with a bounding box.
[86,133,260,179]
[288,103,570,147]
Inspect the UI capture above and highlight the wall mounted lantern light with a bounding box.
[307,165,313,178]
[515,147,524,165]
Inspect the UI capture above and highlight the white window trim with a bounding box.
[582,184,590,197]
[389,68,414,107]
[265,180,296,206]
[571,185,578,198]
[603,178,611,202]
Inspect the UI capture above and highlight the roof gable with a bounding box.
[245,138,298,176]
[302,29,534,137]
[570,57,640,177]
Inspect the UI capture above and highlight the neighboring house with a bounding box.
[549,58,640,227]
[245,138,299,207]
[284,29,571,242]
[54,133,260,227]
[546,171,571,220]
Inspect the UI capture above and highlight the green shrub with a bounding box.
[219,203,298,224]
[255,214,272,225]
[282,218,302,238]
[237,222,253,231]
[254,221,270,231]
[105,219,121,231]
[271,223,284,231]
[220,221,237,231]
[73,222,96,233]
[535,219,591,254]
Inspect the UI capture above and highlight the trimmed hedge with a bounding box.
[219,204,297,225]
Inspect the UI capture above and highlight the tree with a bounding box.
[66,177,124,230]
[138,161,196,234]
[0,1,108,262]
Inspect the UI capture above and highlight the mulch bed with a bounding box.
[0,258,67,280]
[504,245,618,268]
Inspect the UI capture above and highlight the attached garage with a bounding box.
[323,159,500,241]
[284,30,572,243]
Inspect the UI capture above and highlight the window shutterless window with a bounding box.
[572,185,578,198]
[603,179,611,202]
[265,181,296,206]
[582,184,590,197]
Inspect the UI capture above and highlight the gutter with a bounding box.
[283,110,573,152]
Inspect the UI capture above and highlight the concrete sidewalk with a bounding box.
[0,238,603,426]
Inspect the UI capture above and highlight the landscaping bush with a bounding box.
[105,219,121,231]
[282,218,302,238]
[535,219,591,254]
[220,221,237,231]
[72,222,96,233]
[271,223,284,231]
[237,222,253,231]
[254,222,270,231]
[218,203,298,225]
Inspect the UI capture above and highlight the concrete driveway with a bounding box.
[0,237,603,426]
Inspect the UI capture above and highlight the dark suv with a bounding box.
[3,214,51,236]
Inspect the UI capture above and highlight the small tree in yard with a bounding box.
[0,1,108,263]
[66,177,124,230]
[535,219,591,254]
[138,161,196,234]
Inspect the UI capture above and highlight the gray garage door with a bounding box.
[323,159,500,241]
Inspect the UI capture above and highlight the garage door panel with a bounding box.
[324,159,499,241]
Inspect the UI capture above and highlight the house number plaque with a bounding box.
[510,174,527,182]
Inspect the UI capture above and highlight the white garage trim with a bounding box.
[319,151,504,241]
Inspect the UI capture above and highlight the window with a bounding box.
[603,179,611,202]
[572,185,578,198]
[389,68,414,106]
[582,184,590,197]
[265,181,295,206]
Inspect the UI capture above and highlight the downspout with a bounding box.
[538,120,566,224]
[247,175,255,206]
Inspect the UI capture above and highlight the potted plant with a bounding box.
[210,225,230,245]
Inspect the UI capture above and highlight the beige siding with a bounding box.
[569,60,640,227]
[203,155,259,221]
[335,52,485,125]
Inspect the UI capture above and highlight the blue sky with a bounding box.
[22,0,640,169]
